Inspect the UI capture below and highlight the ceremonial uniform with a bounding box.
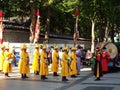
[94,48,103,80]
[40,45,48,80]
[18,44,30,79]
[101,47,110,73]
[3,46,13,77]
[70,47,77,78]
[0,45,5,71]
[51,45,59,76]
[61,46,69,81]
[32,44,40,75]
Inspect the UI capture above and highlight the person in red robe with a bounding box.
[101,47,110,74]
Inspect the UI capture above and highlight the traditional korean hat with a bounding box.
[21,44,27,49]
[35,44,39,48]
[5,45,10,49]
[0,44,5,49]
[42,45,47,49]
[72,46,77,51]
[96,47,100,51]
[54,45,59,49]
[63,46,68,50]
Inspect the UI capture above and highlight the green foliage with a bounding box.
[0,0,120,40]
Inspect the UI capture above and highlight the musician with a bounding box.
[94,47,103,80]
[40,45,48,80]
[18,44,30,79]
[51,45,59,76]
[61,46,69,81]
[32,44,40,75]
[101,47,110,74]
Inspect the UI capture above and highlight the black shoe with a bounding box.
[95,78,100,81]
[62,77,69,81]
[35,71,39,75]
[41,75,45,80]
[5,73,10,77]
[44,76,48,79]
[71,75,76,78]
[24,74,29,78]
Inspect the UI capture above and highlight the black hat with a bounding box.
[102,47,106,49]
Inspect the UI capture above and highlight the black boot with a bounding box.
[6,73,10,77]
[21,74,25,79]
[53,72,59,76]
[24,74,29,78]
[62,76,68,81]
[41,75,44,80]
[95,77,100,81]
[5,73,7,77]
[36,71,39,75]
[44,75,48,79]
[71,75,76,78]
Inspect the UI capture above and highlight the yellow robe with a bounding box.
[70,52,77,75]
[51,51,59,72]
[61,52,69,76]
[3,51,13,73]
[32,49,40,71]
[0,50,5,71]
[18,51,30,74]
[40,51,48,75]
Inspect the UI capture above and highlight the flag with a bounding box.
[0,11,4,44]
[34,10,40,43]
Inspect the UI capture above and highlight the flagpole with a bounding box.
[34,10,40,43]
[73,9,79,46]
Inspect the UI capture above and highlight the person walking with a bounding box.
[32,44,40,75]
[70,46,77,78]
[51,45,59,76]
[0,44,5,73]
[40,45,48,80]
[18,44,30,79]
[61,46,69,81]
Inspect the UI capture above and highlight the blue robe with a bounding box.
[76,49,82,72]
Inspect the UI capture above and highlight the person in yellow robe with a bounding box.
[70,46,77,78]
[0,44,5,72]
[3,46,14,77]
[18,44,30,79]
[40,45,48,80]
[32,44,40,75]
[51,45,59,76]
[61,46,69,81]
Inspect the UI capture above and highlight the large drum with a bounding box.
[96,42,118,59]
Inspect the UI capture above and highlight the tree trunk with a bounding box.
[91,20,95,53]
[29,5,36,43]
[45,6,50,44]
[105,21,110,40]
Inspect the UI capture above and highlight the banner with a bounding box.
[0,11,4,44]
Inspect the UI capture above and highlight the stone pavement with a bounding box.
[0,65,120,90]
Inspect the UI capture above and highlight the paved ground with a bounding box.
[0,65,120,90]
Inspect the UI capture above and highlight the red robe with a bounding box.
[101,51,110,72]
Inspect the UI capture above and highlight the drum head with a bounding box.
[105,43,118,59]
